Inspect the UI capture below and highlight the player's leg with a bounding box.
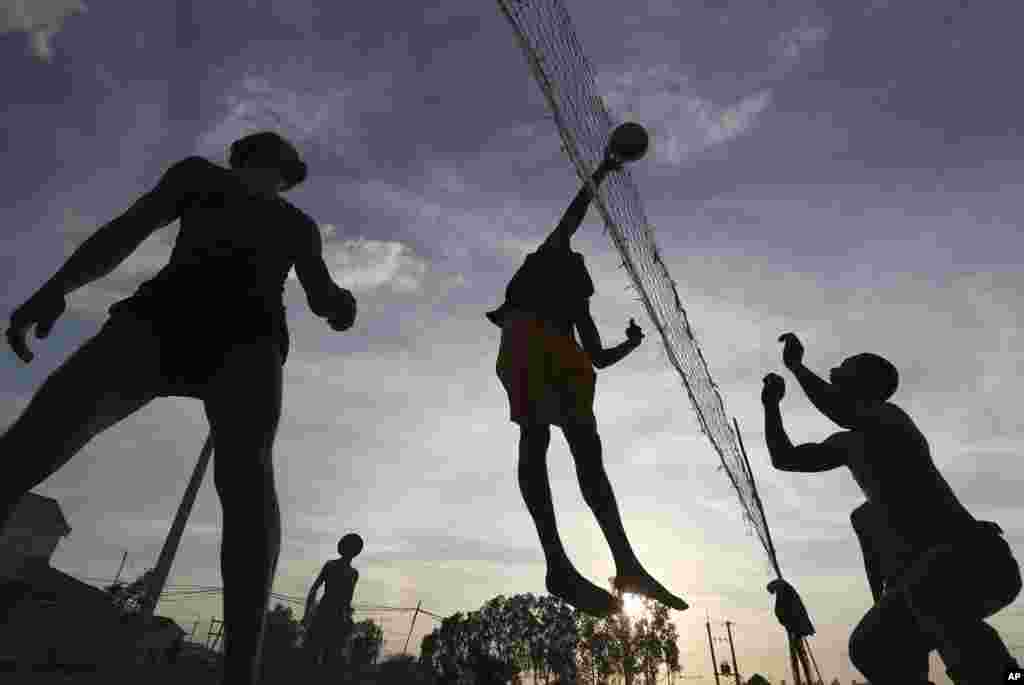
[518,420,619,617]
[562,419,687,611]
[848,595,935,684]
[0,315,163,527]
[902,529,1022,683]
[203,339,284,685]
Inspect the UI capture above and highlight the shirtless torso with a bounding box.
[829,402,976,568]
[317,558,358,611]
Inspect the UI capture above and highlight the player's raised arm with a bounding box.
[544,156,622,250]
[762,373,848,472]
[778,333,861,428]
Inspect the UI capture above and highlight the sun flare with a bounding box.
[621,592,647,619]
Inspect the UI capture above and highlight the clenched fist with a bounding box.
[326,286,357,332]
[762,372,786,406]
[778,332,804,370]
[6,288,67,363]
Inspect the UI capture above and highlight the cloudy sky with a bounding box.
[2,0,1023,681]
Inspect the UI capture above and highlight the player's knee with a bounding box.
[848,619,885,673]
[213,456,276,507]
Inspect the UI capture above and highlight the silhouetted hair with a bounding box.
[850,353,899,401]
[337,533,364,558]
[228,131,307,191]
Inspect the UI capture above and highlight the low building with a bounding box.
[0,492,167,669]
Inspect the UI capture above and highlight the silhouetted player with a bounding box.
[487,154,687,618]
[2,131,357,685]
[304,533,362,667]
[763,332,1021,684]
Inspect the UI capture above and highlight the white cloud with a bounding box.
[298,236,430,294]
[195,67,392,167]
[600,65,772,166]
[777,20,828,60]
[0,0,87,61]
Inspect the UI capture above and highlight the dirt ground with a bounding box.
[3,657,384,684]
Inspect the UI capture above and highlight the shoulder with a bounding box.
[851,401,913,431]
[167,155,217,182]
[822,430,866,454]
[276,195,317,224]
[153,156,215,198]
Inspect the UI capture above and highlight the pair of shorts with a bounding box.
[107,294,288,395]
[892,520,1021,624]
[496,310,596,428]
[308,604,353,648]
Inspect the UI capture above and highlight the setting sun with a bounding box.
[621,592,647,619]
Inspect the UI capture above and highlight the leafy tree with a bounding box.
[745,675,771,685]
[350,618,384,668]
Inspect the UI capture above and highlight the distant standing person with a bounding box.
[304,533,362,666]
[762,332,1021,684]
[487,151,687,618]
[2,131,357,685]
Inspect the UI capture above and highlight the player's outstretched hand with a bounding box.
[762,373,786,405]
[778,332,804,370]
[626,317,644,346]
[326,286,357,332]
[6,289,66,363]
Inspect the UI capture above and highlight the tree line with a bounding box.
[417,592,682,685]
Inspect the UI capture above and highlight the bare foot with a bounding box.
[546,567,622,618]
[613,565,688,611]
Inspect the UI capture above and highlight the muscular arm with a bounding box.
[41,157,198,297]
[788,362,859,429]
[306,565,326,608]
[765,403,849,472]
[576,303,638,370]
[543,163,615,250]
[294,218,343,318]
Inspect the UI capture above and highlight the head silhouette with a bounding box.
[337,533,364,559]
[829,353,899,402]
[228,131,307,192]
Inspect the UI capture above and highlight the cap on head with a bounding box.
[228,131,307,191]
[337,533,364,558]
[845,353,899,402]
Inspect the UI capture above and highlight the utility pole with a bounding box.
[140,431,215,620]
[706,616,721,685]
[403,600,422,655]
[725,620,741,685]
[113,551,128,585]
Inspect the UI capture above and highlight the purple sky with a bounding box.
[2,0,1023,680]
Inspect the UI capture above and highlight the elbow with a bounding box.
[768,448,793,471]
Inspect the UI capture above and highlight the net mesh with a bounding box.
[496,0,781,579]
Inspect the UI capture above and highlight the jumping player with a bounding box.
[2,131,357,685]
[488,153,688,618]
[762,332,1021,683]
